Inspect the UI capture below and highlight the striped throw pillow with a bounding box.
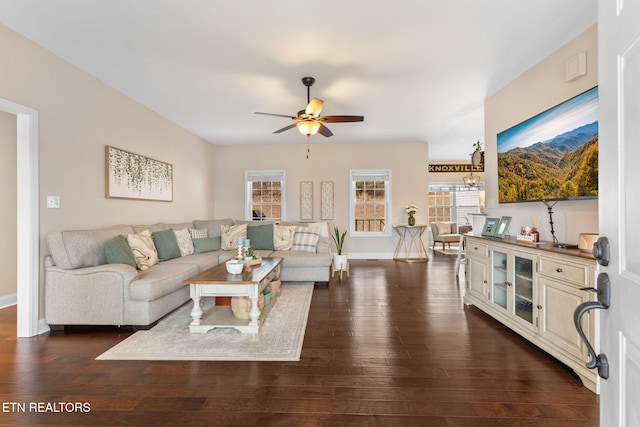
[291,227,321,253]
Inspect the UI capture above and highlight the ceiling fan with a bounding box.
[255,77,364,138]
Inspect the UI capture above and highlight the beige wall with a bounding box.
[212,142,429,257]
[0,24,216,313]
[484,25,599,244]
[0,111,17,302]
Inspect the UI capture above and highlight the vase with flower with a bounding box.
[405,203,418,226]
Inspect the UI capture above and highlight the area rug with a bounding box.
[434,248,460,256]
[96,285,313,361]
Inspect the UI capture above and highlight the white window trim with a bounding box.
[245,170,286,221]
[349,169,392,237]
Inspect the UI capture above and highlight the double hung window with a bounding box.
[428,182,484,225]
[245,170,285,221]
[350,170,392,236]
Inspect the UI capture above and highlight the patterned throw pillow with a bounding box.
[292,226,321,253]
[173,228,195,257]
[126,229,159,270]
[273,225,296,251]
[220,224,248,250]
[189,228,208,239]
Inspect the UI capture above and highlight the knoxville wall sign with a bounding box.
[428,164,484,173]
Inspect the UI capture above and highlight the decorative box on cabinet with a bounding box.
[463,235,599,393]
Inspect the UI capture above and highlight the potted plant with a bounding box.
[405,203,418,226]
[331,226,348,270]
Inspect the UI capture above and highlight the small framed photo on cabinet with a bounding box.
[494,216,512,239]
[482,217,500,237]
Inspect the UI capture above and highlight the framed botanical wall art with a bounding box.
[300,181,313,220]
[106,146,173,201]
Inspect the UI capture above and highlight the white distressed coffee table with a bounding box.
[182,257,282,334]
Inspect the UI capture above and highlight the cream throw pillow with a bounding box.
[273,224,296,251]
[436,222,452,235]
[173,228,195,257]
[220,224,247,250]
[309,221,330,238]
[127,229,159,270]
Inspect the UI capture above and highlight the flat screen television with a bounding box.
[497,86,598,204]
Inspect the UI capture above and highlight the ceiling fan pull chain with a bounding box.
[306,136,310,159]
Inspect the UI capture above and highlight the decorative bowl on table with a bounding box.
[225,260,244,274]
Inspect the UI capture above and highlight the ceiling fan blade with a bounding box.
[305,98,324,117]
[320,115,365,123]
[318,123,333,137]
[273,123,297,134]
[255,112,297,119]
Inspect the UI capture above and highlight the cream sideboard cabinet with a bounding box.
[463,235,599,393]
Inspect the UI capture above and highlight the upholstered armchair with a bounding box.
[430,222,472,250]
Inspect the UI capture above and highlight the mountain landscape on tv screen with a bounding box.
[498,122,598,203]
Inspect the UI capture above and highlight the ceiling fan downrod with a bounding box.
[301,77,315,104]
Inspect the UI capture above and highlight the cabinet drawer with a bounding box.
[467,242,489,258]
[539,258,588,286]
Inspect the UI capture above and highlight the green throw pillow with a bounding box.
[105,234,137,268]
[192,237,222,254]
[247,223,274,250]
[152,229,181,261]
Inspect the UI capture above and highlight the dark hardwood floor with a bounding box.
[0,255,598,426]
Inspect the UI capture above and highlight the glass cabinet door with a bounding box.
[491,250,508,310]
[513,254,534,324]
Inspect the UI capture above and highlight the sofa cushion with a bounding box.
[193,219,234,238]
[129,262,198,301]
[173,228,194,256]
[221,224,247,250]
[193,237,222,253]
[292,226,321,253]
[104,235,137,268]
[164,251,221,271]
[247,223,274,250]
[152,229,181,262]
[166,222,195,231]
[132,222,168,234]
[270,250,332,268]
[127,230,159,271]
[47,225,135,269]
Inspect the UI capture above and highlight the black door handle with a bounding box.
[573,273,610,379]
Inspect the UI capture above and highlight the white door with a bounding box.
[598,0,640,424]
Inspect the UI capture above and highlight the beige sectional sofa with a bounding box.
[44,219,332,328]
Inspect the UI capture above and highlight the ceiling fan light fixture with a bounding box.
[297,120,320,136]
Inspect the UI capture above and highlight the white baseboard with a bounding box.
[345,252,394,260]
[38,318,50,335]
[0,293,17,309]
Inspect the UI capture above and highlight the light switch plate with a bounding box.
[47,196,60,209]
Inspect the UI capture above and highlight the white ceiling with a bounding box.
[0,0,597,160]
